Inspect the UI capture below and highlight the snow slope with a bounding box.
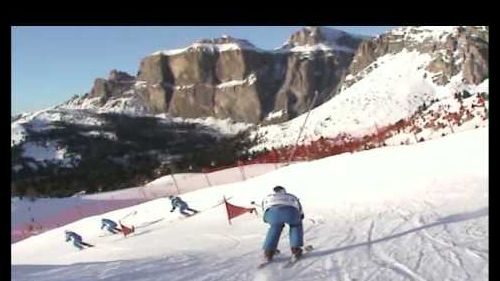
[250,49,489,152]
[12,127,488,281]
[11,163,284,242]
[11,108,106,147]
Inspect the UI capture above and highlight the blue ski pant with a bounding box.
[72,239,84,250]
[263,205,303,251]
[179,204,198,216]
[105,226,120,234]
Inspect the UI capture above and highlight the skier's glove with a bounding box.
[301,214,304,220]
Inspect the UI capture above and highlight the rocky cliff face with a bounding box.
[345,26,488,87]
[72,26,487,124]
[275,27,360,119]
[135,37,286,123]
[80,27,362,123]
[90,70,135,99]
[14,26,490,196]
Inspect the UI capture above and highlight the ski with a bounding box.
[282,257,299,268]
[282,245,313,268]
[78,242,95,249]
[176,211,201,220]
[257,260,273,269]
[257,246,313,269]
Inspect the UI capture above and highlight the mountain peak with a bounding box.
[108,69,135,82]
[386,26,463,43]
[151,35,260,56]
[286,26,347,46]
[195,35,256,48]
[287,26,349,46]
[280,26,362,53]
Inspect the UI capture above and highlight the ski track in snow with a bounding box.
[11,26,489,281]
[12,129,488,281]
[12,205,488,281]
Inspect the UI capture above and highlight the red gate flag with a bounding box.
[224,196,256,225]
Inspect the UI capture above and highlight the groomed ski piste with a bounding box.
[12,126,488,281]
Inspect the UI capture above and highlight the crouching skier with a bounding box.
[169,195,199,216]
[261,186,304,262]
[101,218,122,234]
[64,230,94,250]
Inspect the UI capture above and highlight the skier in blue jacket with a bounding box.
[169,195,199,216]
[101,218,121,234]
[64,230,94,250]
[261,186,304,262]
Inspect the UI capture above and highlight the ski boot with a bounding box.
[264,250,276,262]
[291,247,303,259]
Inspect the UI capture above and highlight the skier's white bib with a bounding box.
[262,193,301,212]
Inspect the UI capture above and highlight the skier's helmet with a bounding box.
[273,186,286,193]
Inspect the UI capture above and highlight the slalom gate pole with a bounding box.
[170,173,180,195]
[287,90,320,165]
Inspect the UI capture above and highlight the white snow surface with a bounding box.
[250,49,489,152]
[174,73,258,90]
[279,27,357,54]
[11,163,283,237]
[216,73,258,88]
[155,114,254,136]
[11,108,105,148]
[13,108,105,129]
[152,40,264,56]
[60,94,150,116]
[21,141,67,162]
[390,26,459,42]
[12,128,488,281]
[152,27,357,57]
[12,107,252,155]
[264,110,286,121]
[19,141,81,168]
[11,122,27,146]
[287,43,355,54]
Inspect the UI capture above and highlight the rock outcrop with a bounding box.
[346,26,488,87]
[90,69,136,102]
[80,26,487,123]
[133,27,361,122]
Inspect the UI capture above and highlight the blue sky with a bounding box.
[11,26,396,115]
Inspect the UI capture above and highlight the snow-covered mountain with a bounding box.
[249,26,488,152]
[279,26,361,54]
[11,107,254,197]
[12,127,488,280]
[152,35,264,56]
[11,26,488,198]
[11,26,489,280]
[53,27,363,123]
